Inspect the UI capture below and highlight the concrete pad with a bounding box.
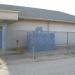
[7,57,75,75]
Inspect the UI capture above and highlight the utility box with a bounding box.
[27,27,55,52]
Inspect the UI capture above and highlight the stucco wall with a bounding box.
[7,20,75,49]
[7,20,48,49]
[49,22,75,32]
[8,20,48,31]
[49,22,75,46]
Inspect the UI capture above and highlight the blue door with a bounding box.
[0,30,2,48]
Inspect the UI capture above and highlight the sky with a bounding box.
[0,0,75,15]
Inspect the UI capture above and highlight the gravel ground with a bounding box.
[4,57,75,75]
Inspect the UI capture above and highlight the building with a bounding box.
[0,4,75,52]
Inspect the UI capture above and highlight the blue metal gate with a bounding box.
[27,27,55,52]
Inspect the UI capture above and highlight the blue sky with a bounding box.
[0,0,75,15]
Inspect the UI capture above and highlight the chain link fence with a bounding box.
[27,31,75,61]
[5,30,75,61]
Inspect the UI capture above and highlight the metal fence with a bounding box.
[5,30,75,61]
[26,31,75,61]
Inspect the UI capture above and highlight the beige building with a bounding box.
[0,4,75,52]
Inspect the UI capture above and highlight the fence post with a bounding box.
[32,32,36,61]
[32,45,35,61]
[67,32,70,54]
[67,32,68,47]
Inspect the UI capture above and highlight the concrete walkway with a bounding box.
[5,57,75,75]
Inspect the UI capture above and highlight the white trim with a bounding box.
[0,10,19,13]
[21,17,75,24]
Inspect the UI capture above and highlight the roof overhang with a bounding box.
[19,17,75,24]
[0,10,19,21]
